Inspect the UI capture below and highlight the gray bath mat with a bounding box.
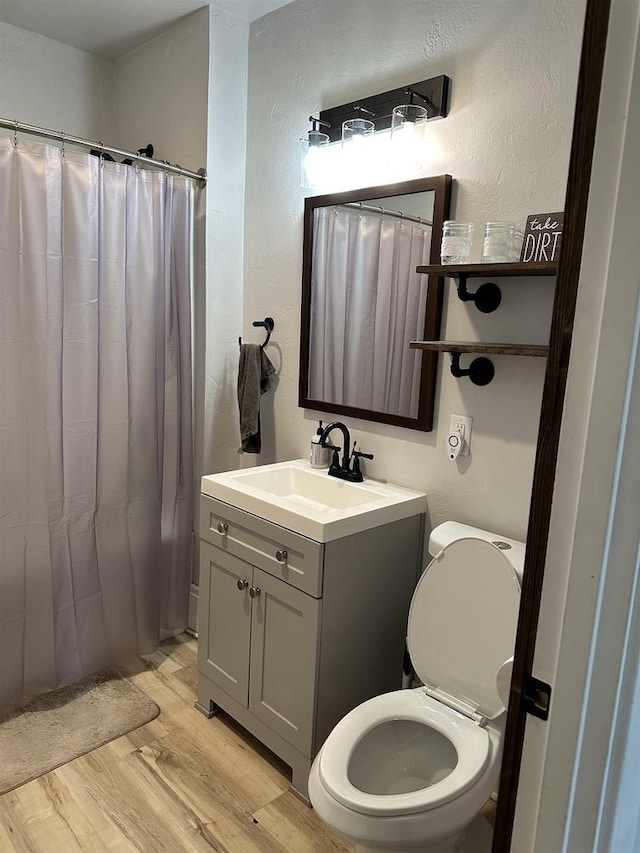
[0,669,160,794]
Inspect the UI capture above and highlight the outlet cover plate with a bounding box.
[450,414,473,456]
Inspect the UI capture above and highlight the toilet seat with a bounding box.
[318,689,491,817]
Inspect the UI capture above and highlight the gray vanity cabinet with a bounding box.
[196,493,424,802]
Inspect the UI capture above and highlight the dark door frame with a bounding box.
[493,0,613,848]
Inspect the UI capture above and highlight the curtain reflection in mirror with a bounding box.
[308,206,431,419]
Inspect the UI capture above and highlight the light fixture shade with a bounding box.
[391,103,429,130]
[300,130,330,189]
[390,104,429,176]
[339,119,377,188]
[341,118,375,145]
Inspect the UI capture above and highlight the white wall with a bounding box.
[203,6,249,477]
[0,21,114,140]
[243,0,585,541]
[114,10,208,172]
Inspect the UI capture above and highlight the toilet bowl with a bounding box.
[308,523,524,853]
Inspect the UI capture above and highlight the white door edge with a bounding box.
[512,1,640,850]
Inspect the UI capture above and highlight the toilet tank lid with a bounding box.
[428,522,525,580]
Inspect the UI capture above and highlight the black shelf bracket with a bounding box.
[449,352,495,386]
[455,275,502,313]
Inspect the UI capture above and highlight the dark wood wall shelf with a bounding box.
[417,262,558,314]
[414,262,557,383]
[410,341,549,357]
[410,341,549,386]
[416,261,558,277]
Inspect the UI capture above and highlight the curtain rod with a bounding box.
[340,201,431,227]
[0,117,207,185]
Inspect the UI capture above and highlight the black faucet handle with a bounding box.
[328,447,341,473]
[352,446,374,461]
[350,446,374,482]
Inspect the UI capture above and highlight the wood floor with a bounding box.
[0,636,353,852]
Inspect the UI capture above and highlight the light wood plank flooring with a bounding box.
[0,635,353,852]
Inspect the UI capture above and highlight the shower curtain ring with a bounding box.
[13,120,18,147]
[61,131,65,159]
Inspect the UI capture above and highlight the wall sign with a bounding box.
[520,212,564,263]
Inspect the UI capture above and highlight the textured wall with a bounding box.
[0,21,115,140]
[202,7,249,479]
[114,10,208,172]
[243,0,585,541]
[114,9,211,598]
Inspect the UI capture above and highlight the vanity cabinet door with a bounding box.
[198,542,251,707]
[248,567,321,757]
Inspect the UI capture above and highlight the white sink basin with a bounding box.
[232,465,383,510]
[201,459,427,542]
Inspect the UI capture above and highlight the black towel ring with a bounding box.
[239,317,275,350]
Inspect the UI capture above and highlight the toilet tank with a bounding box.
[428,521,526,581]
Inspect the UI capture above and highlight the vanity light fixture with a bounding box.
[318,75,450,142]
[300,75,450,190]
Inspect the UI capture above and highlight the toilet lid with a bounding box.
[408,537,520,719]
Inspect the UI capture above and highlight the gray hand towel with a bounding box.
[238,343,275,453]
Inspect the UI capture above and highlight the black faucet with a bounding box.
[319,421,351,476]
[318,422,373,482]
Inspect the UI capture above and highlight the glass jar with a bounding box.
[482,222,524,263]
[440,221,474,264]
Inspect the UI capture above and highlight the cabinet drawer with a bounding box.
[200,495,324,597]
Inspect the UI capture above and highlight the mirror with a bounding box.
[299,175,452,431]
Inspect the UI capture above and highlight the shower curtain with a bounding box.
[308,206,432,419]
[0,137,194,706]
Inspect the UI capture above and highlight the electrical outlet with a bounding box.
[449,414,473,456]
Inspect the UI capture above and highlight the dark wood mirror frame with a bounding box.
[298,175,452,431]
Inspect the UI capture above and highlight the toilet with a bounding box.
[308,521,524,853]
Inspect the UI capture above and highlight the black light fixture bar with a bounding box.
[318,75,450,142]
